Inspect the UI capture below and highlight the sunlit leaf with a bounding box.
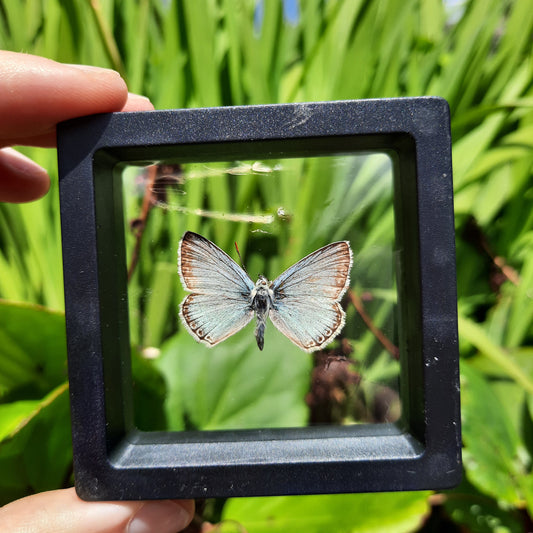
[0,300,67,397]
[460,363,528,505]
[223,492,431,533]
[155,326,312,431]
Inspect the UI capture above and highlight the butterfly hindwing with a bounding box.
[269,241,353,352]
[178,231,255,347]
[180,293,254,347]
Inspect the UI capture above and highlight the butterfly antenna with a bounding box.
[234,241,248,274]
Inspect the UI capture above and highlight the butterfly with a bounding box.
[178,231,353,352]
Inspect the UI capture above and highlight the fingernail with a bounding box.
[128,501,192,533]
[128,92,152,104]
[120,92,155,112]
[66,63,122,76]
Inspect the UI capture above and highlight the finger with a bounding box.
[0,487,194,533]
[0,51,153,147]
[3,92,155,148]
[0,147,50,203]
[121,92,155,113]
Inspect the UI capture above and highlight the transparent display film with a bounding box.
[120,153,401,432]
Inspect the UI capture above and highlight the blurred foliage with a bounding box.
[0,0,532,531]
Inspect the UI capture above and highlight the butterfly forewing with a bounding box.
[269,241,353,352]
[272,242,352,300]
[178,232,255,346]
[179,232,254,295]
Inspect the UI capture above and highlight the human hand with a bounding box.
[0,487,195,533]
[0,51,195,532]
[0,50,154,203]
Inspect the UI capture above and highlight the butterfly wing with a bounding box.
[178,231,255,347]
[269,241,353,352]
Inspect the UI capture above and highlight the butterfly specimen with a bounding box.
[178,231,353,352]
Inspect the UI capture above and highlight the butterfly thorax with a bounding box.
[250,275,274,351]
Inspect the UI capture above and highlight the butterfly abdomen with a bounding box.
[251,277,274,350]
[255,318,266,350]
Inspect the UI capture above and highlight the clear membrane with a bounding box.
[120,153,401,432]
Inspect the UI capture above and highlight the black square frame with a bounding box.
[57,97,461,500]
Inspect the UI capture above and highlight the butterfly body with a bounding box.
[178,231,352,352]
[250,276,275,350]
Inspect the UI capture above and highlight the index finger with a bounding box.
[0,51,153,148]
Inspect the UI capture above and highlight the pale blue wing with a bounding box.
[271,241,353,301]
[178,231,255,346]
[269,241,353,352]
[178,231,254,296]
[180,293,254,347]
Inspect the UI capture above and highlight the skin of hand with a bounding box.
[0,50,154,203]
[0,51,195,532]
[0,488,195,533]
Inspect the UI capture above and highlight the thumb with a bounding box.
[0,487,194,533]
[0,147,50,203]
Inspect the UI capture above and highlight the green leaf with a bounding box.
[143,261,177,348]
[0,383,71,503]
[182,0,222,106]
[444,477,524,533]
[501,124,533,149]
[460,363,527,506]
[222,492,431,533]
[0,400,41,441]
[0,300,67,397]
[155,325,312,431]
[471,165,513,226]
[458,315,533,395]
[22,384,72,492]
[131,347,167,431]
[507,253,533,348]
